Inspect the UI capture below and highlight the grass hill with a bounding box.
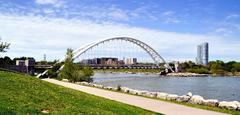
[0,71,159,115]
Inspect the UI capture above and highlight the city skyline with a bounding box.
[0,0,240,62]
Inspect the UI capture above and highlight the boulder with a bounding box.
[156,92,168,100]
[142,92,156,98]
[95,84,104,88]
[166,94,178,101]
[120,87,130,93]
[129,89,139,95]
[104,86,113,90]
[136,91,148,96]
[176,95,191,102]
[88,83,94,86]
[80,82,89,86]
[218,101,238,110]
[187,92,193,97]
[111,87,118,91]
[233,101,240,111]
[203,99,219,107]
[62,79,69,82]
[189,95,205,105]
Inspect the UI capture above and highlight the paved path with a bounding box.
[43,78,227,115]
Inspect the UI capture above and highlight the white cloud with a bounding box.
[162,11,181,24]
[108,8,129,20]
[35,0,65,8]
[0,14,239,62]
[226,14,239,20]
[35,0,58,5]
[162,11,174,16]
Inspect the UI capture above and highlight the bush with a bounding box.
[47,62,63,78]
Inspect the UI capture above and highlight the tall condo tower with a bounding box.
[196,42,209,65]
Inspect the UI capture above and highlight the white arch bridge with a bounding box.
[37,37,174,78]
[69,37,173,72]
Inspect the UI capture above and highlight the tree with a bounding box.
[233,63,240,72]
[0,38,10,53]
[59,48,75,80]
[3,56,13,65]
[59,48,94,82]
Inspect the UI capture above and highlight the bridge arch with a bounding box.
[70,37,173,71]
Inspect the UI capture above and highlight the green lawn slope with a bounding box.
[0,71,160,115]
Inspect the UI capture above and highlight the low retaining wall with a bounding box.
[62,79,240,111]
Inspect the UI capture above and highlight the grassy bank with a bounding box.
[0,71,160,114]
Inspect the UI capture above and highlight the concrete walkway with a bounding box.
[43,78,227,115]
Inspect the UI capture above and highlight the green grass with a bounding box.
[0,71,161,115]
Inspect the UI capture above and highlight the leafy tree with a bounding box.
[59,48,94,82]
[3,56,13,65]
[233,63,240,72]
[0,38,10,53]
[59,48,75,80]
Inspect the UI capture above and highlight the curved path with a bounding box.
[43,78,227,115]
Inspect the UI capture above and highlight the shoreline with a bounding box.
[94,70,240,77]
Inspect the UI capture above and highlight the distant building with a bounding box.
[15,58,35,75]
[81,57,118,66]
[124,58,137,65]
[196,42,209,65]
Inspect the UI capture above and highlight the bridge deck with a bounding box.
[42,78,226,115]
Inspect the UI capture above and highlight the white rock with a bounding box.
[129,89,139,95]
[80,82,89,85]
[104,86,113,90]
[189,95,205,105]
[142,92,156,98]
[120,87,130,93]
[219,101,238,110]
[176,95,191,102]
[156,92,168,100]
[136,91,148,95]
[41,109,49,114]
[166,94,179,101]
[95,84,103,88]
[109,87,118,91]
[88,83,94,86]
[187,92,193,97]
[203,99,219,107]
[233,101,240,111]
[62,79,69,82]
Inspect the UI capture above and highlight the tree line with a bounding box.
[180,60,240,75]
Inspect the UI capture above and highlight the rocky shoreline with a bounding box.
[98,71,240,77]
[61,79,240,111]
[166,72,209,77]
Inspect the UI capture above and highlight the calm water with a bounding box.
[92,72,240,101]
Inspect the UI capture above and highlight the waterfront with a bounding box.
[92,72,240,101]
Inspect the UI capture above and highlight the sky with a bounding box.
[0,0,240,62]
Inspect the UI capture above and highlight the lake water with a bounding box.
[92,72,240,101]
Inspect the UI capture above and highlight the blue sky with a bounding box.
[0,0,240,62]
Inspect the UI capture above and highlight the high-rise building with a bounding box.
[124,58,137,65]
[196,42,209,65]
